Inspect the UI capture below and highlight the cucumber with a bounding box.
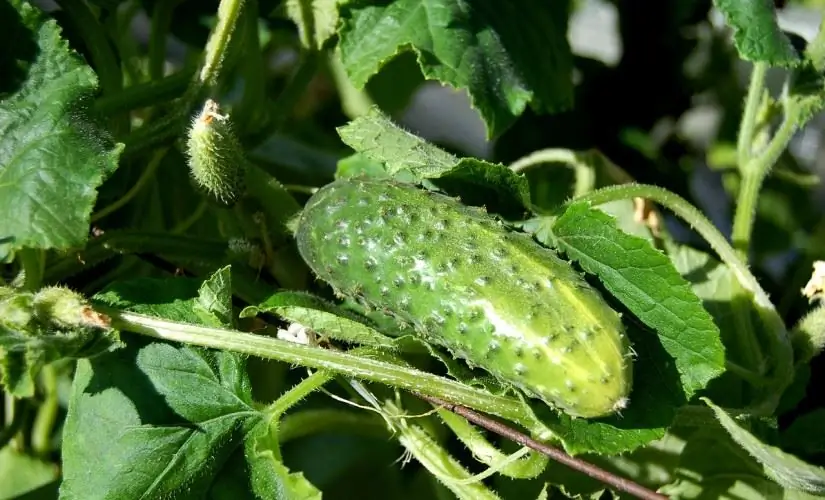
[295,178,633,418]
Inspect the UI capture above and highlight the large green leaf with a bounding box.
[336,107,531,215]
[0,447,59,499]
[713,0,800,67]
[337,0,573,137]
[660,424,791,499]
[0,0,122,253]
[705,399,825,495]
[60,273,320,499]
[551,202,726,399]
[285,0,339,50]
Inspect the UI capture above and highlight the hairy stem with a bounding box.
[737,62,768,169]
[266,370,335,416]
[509,148,597,197]
[31,365,59,456]
[199,0,246,88]
[731,113,799,257]
[101,308,528,422]
[437,408,548,479]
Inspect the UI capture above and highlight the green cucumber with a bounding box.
[295,178,633,418]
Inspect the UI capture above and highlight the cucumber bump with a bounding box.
[295,178,633,418]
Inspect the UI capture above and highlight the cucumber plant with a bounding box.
[2,0,825,499]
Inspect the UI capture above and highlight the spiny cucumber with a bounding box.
[295,178,633,418]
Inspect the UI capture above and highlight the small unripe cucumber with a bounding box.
[295,179,633,418]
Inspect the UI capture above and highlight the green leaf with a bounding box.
[0,447,59,499]
[335,152,390,180]
[285,0,339,50]
[660,424,790,499]
[194,265,235,327]
[337,0,573,137]
[667,244,750,407]
[337,107,458,176]
[552,202,726,398]
[0,0,122,253]
[60,337,261,499]
[240,290,399,350]
[712,0,800,67]
[704,398,825,495]
[245,418,323,500]
[62,276,319,499]
[337,107,531,213]
[0,285,120,397]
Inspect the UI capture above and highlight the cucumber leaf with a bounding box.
[61,272,321,499]
[336,107,531,215]
[337,0,573,137]
[713,0,799,67]
[551,202,726,399]
[704,398,825,495]
[0,0,122,254]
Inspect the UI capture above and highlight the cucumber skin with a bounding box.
[296,178,633,418]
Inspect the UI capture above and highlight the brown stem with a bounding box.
[416,393,667,500]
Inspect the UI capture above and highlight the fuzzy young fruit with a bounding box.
[295,178,634,418]
[185,99,247,206]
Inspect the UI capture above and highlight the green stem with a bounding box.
[235,0,267,133]
[737,62,768,169]
[436,408,547,479]
[573,184,793,414]
[31,365,59,455]
[122,0,247,161]
[91,148,168,222]
[148,0,181,80]
[731,112,800,257]
[102,308,528,423]
[266,370,335,416]
[56,0,122,97]
[575,185,763,305]
[0,398,28,451]
[245,50,321,148]
[388,403,501,500]
[171,200,208,234]
[108,0,144,85]
[509,148,596,198]
[199,0,246,88]
[725,359,768,386]
[94,68,193,115]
